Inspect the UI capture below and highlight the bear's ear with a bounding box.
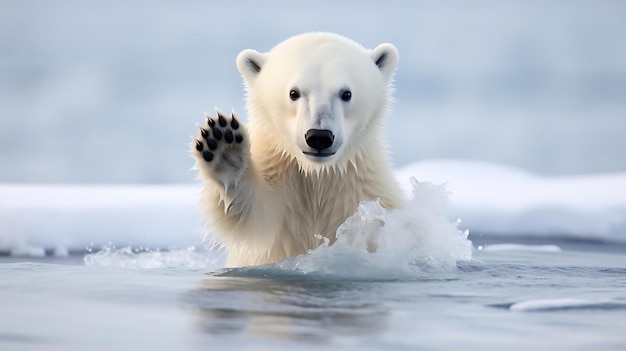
[236,49,267,83]
[371,43,399,82]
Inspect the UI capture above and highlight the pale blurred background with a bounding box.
[1,0,625,183]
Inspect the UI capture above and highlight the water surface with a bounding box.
[1,242,624,350]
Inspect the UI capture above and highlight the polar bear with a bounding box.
[192,33,406,267]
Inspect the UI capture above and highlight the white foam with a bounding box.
[84,245,225,270]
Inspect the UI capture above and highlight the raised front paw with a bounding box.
[193,110,249,186]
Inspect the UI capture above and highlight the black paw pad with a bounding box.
[202,150,214,162]
[206,138,218,150]
[225,130,234,143]
[212,127,222,140]
[195,140,203,151]
[235,134,243,143]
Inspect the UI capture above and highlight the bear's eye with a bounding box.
[289,89,300,101]
[341,90,352,102]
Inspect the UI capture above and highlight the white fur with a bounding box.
[192,33,406,267]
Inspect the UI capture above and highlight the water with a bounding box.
[1,180,625,350]
[1,244,625,350]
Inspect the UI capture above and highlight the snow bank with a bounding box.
[396,160,626,243]
[1,160,625,256]
[0,184,201,255]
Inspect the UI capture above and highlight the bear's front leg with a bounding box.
[193,111,249,189]
[192,109,262,224]
[193,111,278,263]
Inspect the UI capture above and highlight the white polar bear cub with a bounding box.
[192,33,406,267]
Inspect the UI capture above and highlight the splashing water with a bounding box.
[85,178,472,277]
[84,244,226,270]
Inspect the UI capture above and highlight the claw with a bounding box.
[195,140,203,151]
[200,128,209,139]
[218,113,227,127]
[230,113,239,130]
[207,118,216,127]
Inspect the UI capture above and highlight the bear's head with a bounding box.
[236,33,398,171]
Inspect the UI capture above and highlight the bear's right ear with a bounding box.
[236,49,267,83]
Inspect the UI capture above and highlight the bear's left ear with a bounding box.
[236,49,267,84]
[371,43,399,82]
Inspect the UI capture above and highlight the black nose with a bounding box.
[305,129,334,151]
